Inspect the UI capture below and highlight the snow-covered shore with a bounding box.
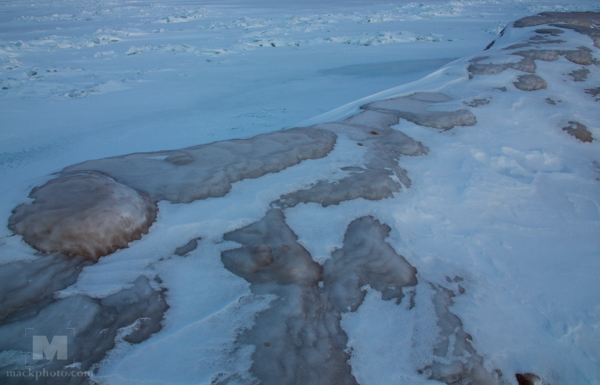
[1,1,600,384]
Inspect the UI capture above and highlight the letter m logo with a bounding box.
[32,336,67,360]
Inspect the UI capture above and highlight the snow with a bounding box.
[1,0,600,385]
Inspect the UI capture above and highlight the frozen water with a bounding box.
[9,172,157,259]
[513,74,548,91]
[568,67,591,81]
[221,209,356,385]
[514,12,600,48]
[319,58,456,78]
[64,128,336,204]
[0,276,167,384]
[0,254,92,322]
[426,286,502,385]
[535,28,565,36]
[516,373,542,385]
[221,211,419,385]
[323,216,417,312]
[276,109,428,207]
[468,47,593,76]
[363,92,477,130]
[174,238,200,256]
[562,121,593,142]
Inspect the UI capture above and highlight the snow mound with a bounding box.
[9,172,158,259]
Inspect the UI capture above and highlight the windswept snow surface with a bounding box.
[1,1,600,385]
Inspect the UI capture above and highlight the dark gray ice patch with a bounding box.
[275,110,428,208]
[585,87,600,101]
[516,372,543,385]
[63,127,337,204]
[220,210,418,385]
[221,209,355,385]
[424,286,503,385]
[0,254,92,322]
[464,98,491,107]
[563,121,593,142]
[513,74,548,91]
[568,68,590,82]
[514,12,600,48]
[319,58,457,78]
[468,60,523,75]
[9,172,158,260]
[503,36,566,50]
[514,49,560,62]
[362,92,477,130]
[562,48,595,65]
[0,276,168,385]
[535,28,565,36]
[174,237,201,256]
[222,210,322,287]
[274,167,403,208]
[323,216,417,312]
[9,128,336,260]
[468,48,593,77]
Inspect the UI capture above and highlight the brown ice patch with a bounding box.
[513,74,548,91]
[8,172,158,259]
[563,121,593,142]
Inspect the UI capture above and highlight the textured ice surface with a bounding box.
[514,12,600,48]
[516,372,542,385]
[9,173,158,259]
[221,209,356,385]
[221,210,419,385]
[569,67,591,81]
[0,254,92,322]
[535,28,565,36]
[425,287,502,385]
[3,7,600,385]
[563,121,593,142]
[174,237,201,256]
[323,216,417,312]
[468,48,593,76]
[513,74,548,91]
[275,109,428,207]
[362,92,477,130]
[464,98,491,107]
[64,128,337,203]
[585,87,600,101]
[0,276,167,384]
